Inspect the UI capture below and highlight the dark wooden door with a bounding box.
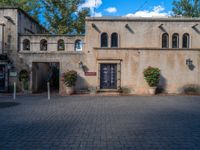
[0,65,6,92]
[100,64,117,89]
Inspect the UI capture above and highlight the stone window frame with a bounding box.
[182,33,190,48]
[57,39,65,51]
[40,39,48,51]
[74,39,83,52]
[111,32,119,48]
[172,33,179,48]
[101,32,108,48]
[161,33,169,48]
[23,39,30,51]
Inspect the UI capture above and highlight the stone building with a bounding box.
[1,7,200,94]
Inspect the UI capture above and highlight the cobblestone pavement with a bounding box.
[0,95,200,150]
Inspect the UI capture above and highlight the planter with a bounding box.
[149,87,156,95]
[65,86,75,95]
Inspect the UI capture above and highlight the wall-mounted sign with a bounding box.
[9,72,17,77]
[85,72,96,76]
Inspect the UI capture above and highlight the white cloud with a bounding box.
[105,7,117,13]
[80,0,103,17]
[94,12,102,17]
[126,5,171,17]
[80,0,102,9]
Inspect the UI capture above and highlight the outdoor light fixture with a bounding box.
[92,23,101,33]
[158,24,163,28]
[186,58,193,66]
[79,61,84,69]
[186,58,195,71]
[192,24,198,29]
[125,24,134,33]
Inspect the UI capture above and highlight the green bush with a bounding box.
[62,70,77,87]
[143,66,160,87]
[19,70,29,82]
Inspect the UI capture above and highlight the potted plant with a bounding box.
[62,70,77,95]
[143,66,160,95]
[19,70,29,92]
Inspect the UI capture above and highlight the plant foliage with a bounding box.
[62,70,77,87]
[143,67,160,87]
[172,0,200,17]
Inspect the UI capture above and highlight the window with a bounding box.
[162,33,169,48]
[182,33,189,48]
[172,33,179,48]
[75,39,83,52]
[23,39,30,50]
[40,39,47,51]
[57,39,65,51]
[111,33,118,48]
[101,32,108,47]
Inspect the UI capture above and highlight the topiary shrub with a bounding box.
[143,66,160,87]
[62,70,77,87]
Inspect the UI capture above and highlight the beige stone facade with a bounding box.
[1,7,200,94]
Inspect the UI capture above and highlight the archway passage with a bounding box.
[32,62,60,94]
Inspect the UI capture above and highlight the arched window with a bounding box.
[162,33,169,48]
[23,39,30,50]
[182,33,189,48]
[40,39,47,51]
[57,39,65,51]
[74,39,83,52]
[172,33,179,48]
[101,32,108,47]
[111,33,118,48]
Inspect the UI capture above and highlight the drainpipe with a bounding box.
[0,24,5,54]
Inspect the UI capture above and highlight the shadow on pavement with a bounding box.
[0,102,20,108]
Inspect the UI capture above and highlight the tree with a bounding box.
[0,0,41,21]
[172,0,200,17]
[41,0,90,34]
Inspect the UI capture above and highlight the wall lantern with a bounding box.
[79,61,84,69]
[186,58,195,71]
[92,23,101,33]
[125,24,134,33]
[186,58,193,66]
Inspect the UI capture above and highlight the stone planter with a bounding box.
[149,87,156,95]
[65,86,75,95]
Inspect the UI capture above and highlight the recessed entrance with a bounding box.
[100,64,117,89]
[32,62,60,93]
[0,64,7,92]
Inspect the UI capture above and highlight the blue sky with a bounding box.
[80,0,175,17]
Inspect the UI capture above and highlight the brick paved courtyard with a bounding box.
[0,95,200,150]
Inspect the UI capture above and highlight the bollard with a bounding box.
[47,82,50,100]
[13,82,16,100]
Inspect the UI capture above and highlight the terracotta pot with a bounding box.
[149,87,156,95]
[65,86,75,95]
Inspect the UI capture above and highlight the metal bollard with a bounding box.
[13,82,16,100]
[47,82,50,100]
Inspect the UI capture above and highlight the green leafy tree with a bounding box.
[172,0,200,17]
[0,0,41,20]
[42,0,90,34]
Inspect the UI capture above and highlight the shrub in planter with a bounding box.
[62,70,77,95]
[18,70,29,91]
[143,66,160,94]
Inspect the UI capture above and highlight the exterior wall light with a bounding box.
[79,61,84,69]
[92,23,101,33]
[186,58,195,71]
[125,24,134,33]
